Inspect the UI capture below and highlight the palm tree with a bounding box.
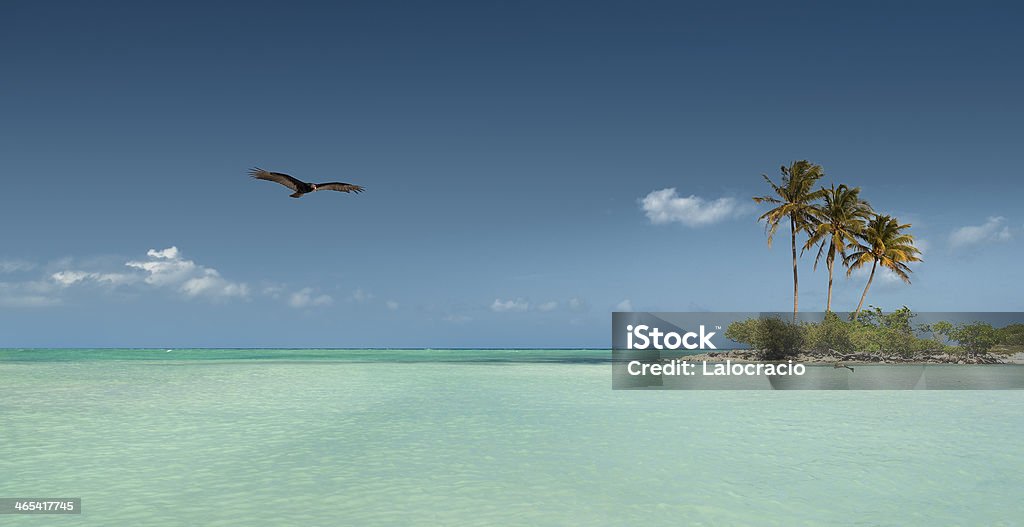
[803,184,873,312]
[844,214,923,319]
[753,160,825,321]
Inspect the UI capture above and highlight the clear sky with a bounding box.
[2,1,1022,347]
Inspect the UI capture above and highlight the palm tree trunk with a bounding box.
[825,254,834,312]
[853,260,877,320]
[790,216,798,322]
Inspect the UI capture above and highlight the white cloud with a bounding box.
[615,299,633,311]
[289,288,334,308]
[181,270,249,299]
[262,284,286,299]
[0,281,61,308]
[0,260,35,273]
[567,297,588,312]
[537,301,558,312]
[640,188,746,227]
[126,247,198,287]
[120,247,248,300]
[9,246,358,309]
[147,247,181,260]
[8,247,330,308]
[51,270,92,286]
[491,298,529,312]
[386,300,400,311]
[949,217,1012,248]
[443,314,472,323]
[351,288,374,303]
[266,283,334,308]
[849,266,894,284]
[0,294,60,308]
[914,238,930,256]
[51,270,136,287]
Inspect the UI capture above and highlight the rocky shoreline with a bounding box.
[681,349,1020,365]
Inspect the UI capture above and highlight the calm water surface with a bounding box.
[1,349,1021,526]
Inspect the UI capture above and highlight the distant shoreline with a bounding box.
[681,350,1024,365]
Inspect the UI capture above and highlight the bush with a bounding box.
[881,326,921,357]
[724,318,760,346]
[952,322,1000,357]
[804,312,854,354]
[932,321,1000,357]
[851,306,920,356]
[752,316,805,360]
[997,324,1024,346]
[849,323,883,354]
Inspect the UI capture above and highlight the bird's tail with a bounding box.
[290,192,303,198]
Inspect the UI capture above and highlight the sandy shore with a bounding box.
[681,350,1024,365]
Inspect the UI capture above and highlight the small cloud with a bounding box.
[0,280,61,308]
[0,294,61,308]
[51,270,136,287]
[567,297,589,312]
[351,288,374,303]
[51,270,93,286]
[147,247,181,260]
[615,299,633,311]
[267,283,337,308]
[443,314,472,323]
[848,265,907,286]
[125,246,198,287]
[262,284,286,299]
[491,298,529,312]
[914,238,930,256]
[181,270,249,299]
[386,300,400,311]
[949,217,1012,249]
[0,260,35,274]
[640,188,747,227]
[537,301,558,312]
[289,288,334,308]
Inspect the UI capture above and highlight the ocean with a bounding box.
[1,349,1021,526]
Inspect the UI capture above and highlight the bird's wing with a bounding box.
[249,168,304,191]
[316,182,366,194]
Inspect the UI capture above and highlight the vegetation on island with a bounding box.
[723,308,1024,363]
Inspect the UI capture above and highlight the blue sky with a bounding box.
[1,1,1022,347]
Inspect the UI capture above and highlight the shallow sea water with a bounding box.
[1,350,1021,526]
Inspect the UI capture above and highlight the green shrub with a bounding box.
[752,316,805,360]
[804,312,854,354]
[953,322,1000,357]
[725,310,1011,359]
[997,324,1024,346]
[724,318,760,346]
[932,321,1000,356]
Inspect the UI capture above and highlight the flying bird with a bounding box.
[249,168,365,198]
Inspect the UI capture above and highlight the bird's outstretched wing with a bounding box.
[316,182,366,194]
[249,168,305,191]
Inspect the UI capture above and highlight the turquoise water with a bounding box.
[2,349,1022,526]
